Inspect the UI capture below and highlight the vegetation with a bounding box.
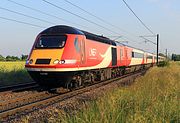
[0,54,28,61]
[157,60,170,67]
[0,55,5,61]
[172,54,180,61]
[48,62,179,123]
[0,61,32,86]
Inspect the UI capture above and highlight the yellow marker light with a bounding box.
[53,59,59,64]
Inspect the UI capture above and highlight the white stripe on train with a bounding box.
[26,46,112,72]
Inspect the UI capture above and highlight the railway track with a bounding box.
[0,82,39,102]
[0,82,38,93]
[0,69,147,122]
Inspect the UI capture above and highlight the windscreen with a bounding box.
[35,35,67,48]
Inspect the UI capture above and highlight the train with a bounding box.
[25,25,165,87]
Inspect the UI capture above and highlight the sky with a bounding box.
[0,0,180,57]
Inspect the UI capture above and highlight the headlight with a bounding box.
[53,59,59,64]
[59,60,65,64]
[29,59,33,64]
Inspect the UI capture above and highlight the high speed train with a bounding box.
[25,25,164,87]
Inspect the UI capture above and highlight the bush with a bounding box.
[157,60,169,67]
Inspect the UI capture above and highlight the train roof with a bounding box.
[40,25,84,35]
[122,44,157,55]
[40,25,116,46]
[81,31,116,46]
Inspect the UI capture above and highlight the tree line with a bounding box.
[0,54,28,61]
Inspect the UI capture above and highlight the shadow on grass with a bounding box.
[0,69,33,86]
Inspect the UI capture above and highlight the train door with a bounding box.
[80,38,86,64]
[111,47,117,66]
[120,48,122,64]
[125,48,128,66]
[143,53,145,64]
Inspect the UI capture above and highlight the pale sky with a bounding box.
[0,0,180,57]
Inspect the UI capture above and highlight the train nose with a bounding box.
[26,49,64,66]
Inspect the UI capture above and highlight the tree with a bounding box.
[21,54,28,61]
[6,55,20,61]
[5,55,12,61]
[176,55,180,61]
[172,54,176,60]
[0,55,5,61]
[172,54,180,61]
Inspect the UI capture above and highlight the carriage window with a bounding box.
[132,52,143,58]
[147,55,153,59]
[35,35,67,49]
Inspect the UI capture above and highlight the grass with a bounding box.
[0,61,32,86]
[48,62,179,123]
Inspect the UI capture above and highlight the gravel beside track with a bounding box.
[0,83,39,102]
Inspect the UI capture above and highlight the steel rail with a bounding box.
[0,82,37,92]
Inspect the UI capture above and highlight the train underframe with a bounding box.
[28,63,153,88]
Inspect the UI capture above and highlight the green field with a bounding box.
[0,61,32,86]
[47,62,179,123]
